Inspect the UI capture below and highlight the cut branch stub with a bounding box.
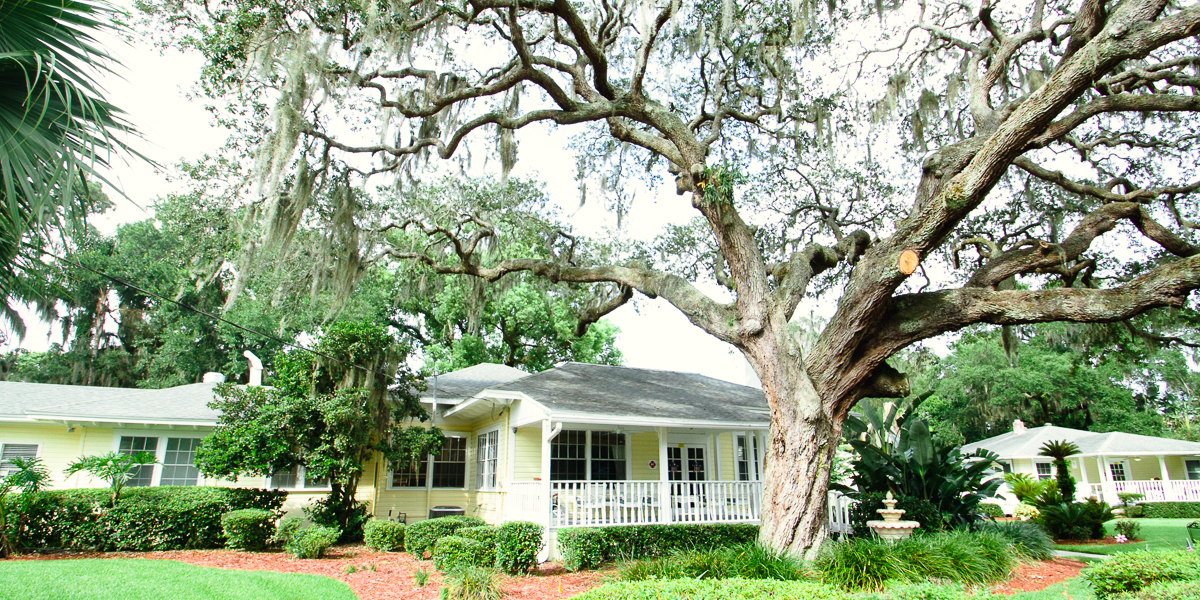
[898,250,920,275]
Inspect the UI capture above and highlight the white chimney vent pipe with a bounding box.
[244,350,263,386]
[202,372,226,383]
[1013,420,1026,435]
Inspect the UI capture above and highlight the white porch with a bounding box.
[1090,479,1200,503]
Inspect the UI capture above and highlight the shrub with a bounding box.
[575,578,844,600]
[1004,473,1052,504]
[445,515,487,528]
[272,517,303,547]
[458,525,500,546]
[1112,580,1200,600]
[495,521,543,574]
[363,520,406,552]
[1143,502,1200,519]
[286,525,341,559]
[16,487,287,552]
[406,517,468,558]
[220,508,275,551]
[1116,492,1145,508]
[816,536,912,590]
[1013,503,1040,520]
[1038,500,1112,540]
[849,493,945,534]
[1084,550,1200,599]
[976,502,1004,519]
[558,528,609,571]
[1113,519,1140,541]
[414,568,430,587]
[1126,505,1144,518]
[816,530,1017,591]
[975,520,1054,560]
[617,543,804,582]
[306,497,370,543]
[441,566,503,600]
[434,536,494,571]
[585,523,760,562]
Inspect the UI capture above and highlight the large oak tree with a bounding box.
[142,0,1200,555]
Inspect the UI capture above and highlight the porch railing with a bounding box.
[547,481,763,528]
[1111,479,1200,502]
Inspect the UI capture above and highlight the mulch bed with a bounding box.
[15,547,1085,599]
[990,558,1087,596]
[14,546,608,600]
[1055,536,1142,546]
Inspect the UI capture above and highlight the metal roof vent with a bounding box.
[202,372,226,383]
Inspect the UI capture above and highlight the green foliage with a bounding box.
[1112,580,1200,600]
[272,517,303,547]
[363,520,406,552]
[414,568,431,587]
[286,525,341,559]
[616,544,805,581]
[848,493,945,534]
[306,497,370,543]
[63,451,158,506]
[17,486,286,551]
[0,456,51,557]
[440,566,504,600]
[574,579,855,600]
[977,503,1004,518]
[560,523,760,564]
[1117,493,1145,508]
[434,536,495,571]
[816,530,1018,591]
[975,520,1055,561]
[495,521,543,574]
[1038,440,1080,502]
[445,515,487,528]
[1143,502,1200,519]
[220,508,275,551]
[1113,519,1141,540]
[558,528,609,571]
[406,517,469,558]
[1038,500,1113,540]
[458,525,500,546]
[1004,473,1053,504]
[1083,550,1200,599]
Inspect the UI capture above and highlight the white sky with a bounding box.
[4,8,761,387]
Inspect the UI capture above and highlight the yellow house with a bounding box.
[1,362,772,543]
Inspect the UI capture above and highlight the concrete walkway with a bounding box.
[1054,549,1111,560]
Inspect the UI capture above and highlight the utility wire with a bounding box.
[48,252,403,384]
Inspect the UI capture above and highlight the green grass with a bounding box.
[1005,576,1096,600]
[1053,518,1193,555]
[0,559,358,600]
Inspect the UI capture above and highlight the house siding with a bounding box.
[513,426,541,481]
[629,432,658,481]
[718,432,735,481]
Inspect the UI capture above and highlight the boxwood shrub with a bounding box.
[558,528,608,571]
[976,503,1004,518]
[1113,580,1200,600]
[1141,502,1200,519]
[434,535,494,571]
[363,520,406,552]
[1084,550,1200,599]
[496,521,543,574]
[557,523,759,567]
[220,508,275,551]
[405,517,469,558]
[445,515,487,528]
[17,487,287,552]
[458,525,500,546]
[286,525,341,559]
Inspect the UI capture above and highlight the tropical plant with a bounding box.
[63,451,157,506]
[1003,473,1052,504]
[1118,493,1146,509]
[846,417,1002,529]
[1038,498,1113,541]
[0,0,137,335]
[1038,440,1081,503]
[0,456,51,557]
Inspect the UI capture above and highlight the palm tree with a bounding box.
[1038,440,1081,503]
[0,0,136,336]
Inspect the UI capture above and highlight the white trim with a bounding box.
[1033,460,1054,481]
[28,414,217,427]
[264,465,333,492]
[384,431,471,492]
[475,424,502,491]
[533,411,769,430]
[111,432,206,488]
[0,441,42,477]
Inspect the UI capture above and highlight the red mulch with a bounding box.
[1055,536,1141,546]
[16,547,1084,599]
[990,558,1087,596]
[14,546,609,600]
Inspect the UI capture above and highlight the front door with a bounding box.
[667,445,707,481]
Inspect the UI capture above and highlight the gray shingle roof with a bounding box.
[963,424,1200,458]
[1,381,221,424]
[490,362,769,424]
[422,363,529,405]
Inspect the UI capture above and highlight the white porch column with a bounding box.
[657,427,670,524]
[1099,455,1116,505]
[712,433,723,481]
[539,419,559,562]
[1076,457,1090,501]
[1159,455,1177,501]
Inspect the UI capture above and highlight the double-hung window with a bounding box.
[116,435,204,487]
[1187,459,1200,481]
[1034,462,1053,481]
[269,466,329,490]
[476,430,499,490]
[0,443,38,476]
[160,438,201,486]
[590,432,626,480]
[550,430,587,480]
[550,430,628,481]
[391,435,468,489]
[118,436,159,487]
[735,433,760,481]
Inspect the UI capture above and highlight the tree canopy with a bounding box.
[140,0,1200,555]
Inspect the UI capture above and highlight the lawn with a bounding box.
[0,559,358,600]
[1052,518,1192,555]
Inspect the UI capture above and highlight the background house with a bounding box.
[964,421,1200,512]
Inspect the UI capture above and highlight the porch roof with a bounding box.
[485,362,770,427]
[963,424,1200,459]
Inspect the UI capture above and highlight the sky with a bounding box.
[4,5,763,387]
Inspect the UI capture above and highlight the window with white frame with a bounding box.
[1035,462,1053,481]
[117,435,204,487]
[118,436,159,487]
[269,466,329,490]
[1109,460,1128,482]
[391,455,428,487]
[1187,459,1200,481]
[550,430,587,480]
[432,436,467,488]
[0,443,38,475]
[476,430,499,490]
[736,434,760,481]
[590,432,626,481]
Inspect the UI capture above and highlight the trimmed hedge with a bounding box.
[458,525,500,547]
[405,517,469,558]
[496,521,543,574]
[1113,580,1200,600]
[1084,550,1200,599]
[976,503,1004,518]
[557,523,760,567]
[221,508,275,551]
[17,487,287,552]
[434,535,495,571]
[286,525,341,559]
[272,517,303,547]
[1141,502,1200,519]
[445,515,487,528]
[363,520,406,552]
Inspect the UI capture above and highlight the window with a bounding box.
[0,443,38,475]
[1035,462,1053,481]
[160,438,201,486]
[1109,461,1128,482]
[1187,459,1200,481]
[118,436,158,487]
[736,434,760,481]
[432,436,467,488]
[550,430,587,481]
[591,432,626,481]
[476,430,499,490]
[269,466,329,490]
[391,455,427,487]
[667,446,707,481]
